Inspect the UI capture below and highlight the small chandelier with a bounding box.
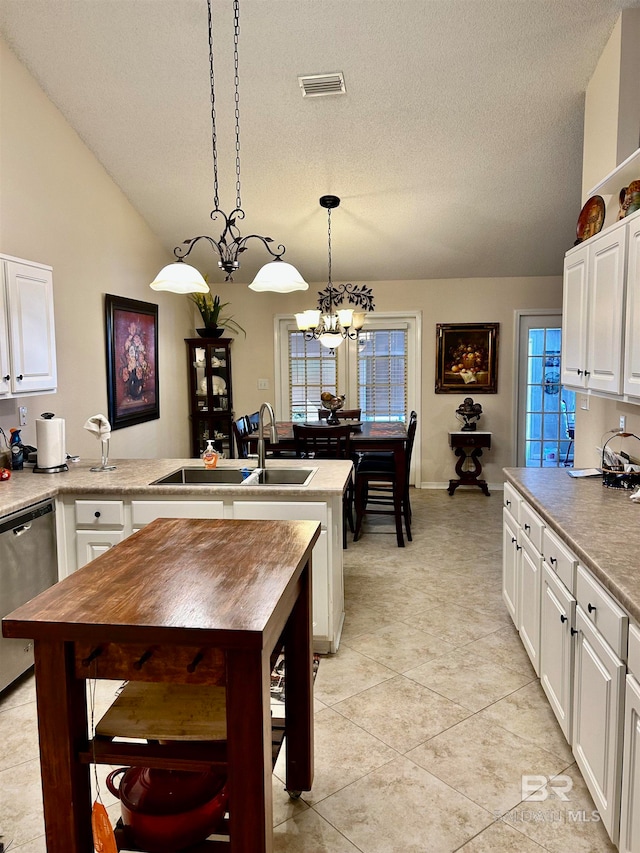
[150,0,307,295]
[295,195,374,349]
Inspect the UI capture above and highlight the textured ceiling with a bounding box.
[0,0,637,286]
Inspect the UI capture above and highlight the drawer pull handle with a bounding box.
[511,536,517,544]
[560,614,568,623]
[516,544,522,552]
[94,511,101,518]
[133,649,154,670]
[571,627,579,636]
[506,500,511,507]
[549,557,557,565]
[524,524,530,532]
[588,603,596,614]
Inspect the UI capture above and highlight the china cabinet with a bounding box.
[185,338,234,458]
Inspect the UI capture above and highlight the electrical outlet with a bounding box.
[19,406,27,426]
[257,378,269,390]
[620,415,627,432]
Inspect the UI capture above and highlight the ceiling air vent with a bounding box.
[298,72,346,98]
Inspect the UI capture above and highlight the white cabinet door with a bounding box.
[572,605,625,845]
[561,245,589,388]
[620,673,640,853]
[76,530,125,570]
[4,260,57,394]
[519,537,542,676]
[540,563,575,743]
[624,215,640,397]
[0,272,9,396]
[502,508,519,627]
[587,225,627,395]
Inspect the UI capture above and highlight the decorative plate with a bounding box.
[575,195,605,245]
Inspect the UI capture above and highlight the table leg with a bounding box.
[33,640,92,853]
[226,647,273,852]
[283,560,314,794]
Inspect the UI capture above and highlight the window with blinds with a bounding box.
[288,332,337,421]
[357,329,407,421]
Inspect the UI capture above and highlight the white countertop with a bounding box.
[0,458,353,518]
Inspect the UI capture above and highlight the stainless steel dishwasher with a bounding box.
[0,499,57,691]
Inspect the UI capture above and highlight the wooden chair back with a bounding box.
[317,408,361,421]
[293,423,352,459]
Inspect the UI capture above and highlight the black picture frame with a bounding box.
[435,323,499,394]
[105,294,159,429]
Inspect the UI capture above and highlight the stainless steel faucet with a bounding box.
[257,402,278,468]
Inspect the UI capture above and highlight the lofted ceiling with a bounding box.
[0,0,638,287]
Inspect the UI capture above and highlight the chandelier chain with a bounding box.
[327,208,333,295]
[207,0,219,209]
[233,0,242,210]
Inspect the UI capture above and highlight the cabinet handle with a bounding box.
[549,556,557,564]
[524,524,530,532]
[584,370,591,377]
[577,369,583,376]
[560,614,568,623]
[587,602,596,614]
[2,375,9,381]
[516,544,522,551]
[16,374,23,381]
[571,627,579,636]
[505,499,511,507]
[511,536,517,544]
[94,511,101,518]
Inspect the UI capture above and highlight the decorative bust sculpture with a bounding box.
[456,397,483,431]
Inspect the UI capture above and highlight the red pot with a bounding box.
[106,766,227,853]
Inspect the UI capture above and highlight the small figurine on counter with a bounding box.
[455,397,483,431]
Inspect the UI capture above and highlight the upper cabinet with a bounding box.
[0,255,58,397]
[561,147,640,403]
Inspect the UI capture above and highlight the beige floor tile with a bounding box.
[274,706,397,805]
[502,763,618,852]
[404,646,535,712]
[314,755,493,853]
[0,671,36,712]
[456,819,548,851]
[273,807,362,852]
[313,645,395,705]
[271,775,309,826]
[407,714,571,814]
[467,623,538,676]
[0,757,45,848]
[5,836,48,853]
[333,674,471,753]
[339,604,397,643]
[0,700,39,772]
[404,603,510,646]
[344,620,454,672]
[476,680,574,765]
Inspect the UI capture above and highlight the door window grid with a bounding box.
[288,332,337,421]
[525,327,575,467]
[357,329,407,421]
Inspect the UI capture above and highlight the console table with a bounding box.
[2,516,319,853]
[448,431,492,496]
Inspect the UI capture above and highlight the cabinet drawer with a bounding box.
[131,500,225,527]
[232,500,327,526]
[503,482,521,522]
[543,527,577,593]
[75,500,124,528]
[520,501,544,553]
[576,564,628,659]
[628,623,640,680]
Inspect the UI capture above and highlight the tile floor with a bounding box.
[0,489,617,852]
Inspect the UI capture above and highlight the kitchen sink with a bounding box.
[149,467,316,487]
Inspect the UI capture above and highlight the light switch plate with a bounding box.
[19,406,27,425]
[258,379,269,390]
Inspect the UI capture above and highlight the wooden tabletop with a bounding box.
[2,517,320,648]
[250,420,407,444]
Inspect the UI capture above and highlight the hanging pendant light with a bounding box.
[150,0,307,295]
[295,195,374,349]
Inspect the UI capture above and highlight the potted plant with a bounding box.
[188,290,246,338]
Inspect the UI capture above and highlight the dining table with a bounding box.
[2,516,319,853]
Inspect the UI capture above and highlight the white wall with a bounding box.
[0,35,192,463]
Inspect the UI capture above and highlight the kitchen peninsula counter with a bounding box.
[504,467,640,624]
[0,457,353,517]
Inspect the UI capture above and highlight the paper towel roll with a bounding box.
[36,417,66,469]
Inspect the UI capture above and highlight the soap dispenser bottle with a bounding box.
[202,440,219,469]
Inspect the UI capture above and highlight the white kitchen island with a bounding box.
[0,458,352,653]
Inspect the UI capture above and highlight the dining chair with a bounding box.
[353,411,417,547]
[317,408,362,421]
[232,417,251,458]
[293,423,354,547]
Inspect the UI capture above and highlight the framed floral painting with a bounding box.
[435,323,499,393]
[105,294,159,429]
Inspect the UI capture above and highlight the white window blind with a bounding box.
[357,328,407,421]
[288,332,337,421]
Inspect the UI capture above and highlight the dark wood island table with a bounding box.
[2,516,320,853]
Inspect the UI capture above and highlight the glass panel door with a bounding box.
[517,314,575,468]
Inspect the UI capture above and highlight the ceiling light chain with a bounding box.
[296,195,374,350]
[150,0,308,295]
